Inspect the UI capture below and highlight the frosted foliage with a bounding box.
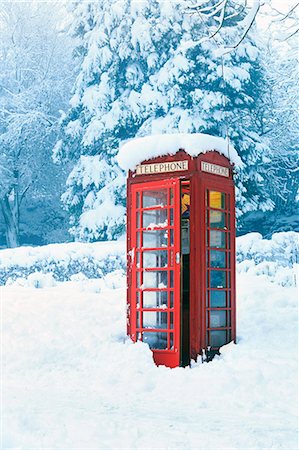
[65,120,81,137]
[62,156,126,241]
[57,0,275,240]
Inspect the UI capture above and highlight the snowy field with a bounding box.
[2,234,298,449]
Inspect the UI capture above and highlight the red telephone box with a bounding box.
[126,147,236,368]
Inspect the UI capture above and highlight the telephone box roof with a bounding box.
[117,133,243,171]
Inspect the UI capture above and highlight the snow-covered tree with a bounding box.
[56,0,274,241]
[248,36,299,234]
[0,1,75,247]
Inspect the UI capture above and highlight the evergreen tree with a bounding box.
[56,0,273,241]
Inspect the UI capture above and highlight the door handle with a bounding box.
[175,252,180,264]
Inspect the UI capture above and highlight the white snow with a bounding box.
[236,231,298,268]
[0,240,124,272]
[117,133,243,171]
[1,232,298,448]
[0,240,125,285]
[5,272,57,289]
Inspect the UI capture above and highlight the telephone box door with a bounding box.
[129,179,181,368]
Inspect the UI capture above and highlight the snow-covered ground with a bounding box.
[2,234,298,449]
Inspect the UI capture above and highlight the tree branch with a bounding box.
[223,0,260,53]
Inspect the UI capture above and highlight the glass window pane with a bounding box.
[137,212,141,228]
[170,270,174,288]
[209,210,225,228]
[170,312,174,329]
[137,271,142,288]
[209,310,227,328]
[209,230,226,248]
[181,219,190,254]
[170,229,174,246]
[137,232,141,248]
[170,291,174,308]
[136,192,140,208]
[143,291,168,308]
[136,311,141,328]
[170,208,174,226]
[209,191,225,209]
[209,250,226,268]
[210,290,227,307]
[227,291,231,307]
[142,332,168,349]
[169,188,174,205]
[143,250,168,268]
[142,270,168,288]
[227,213,231,229]
[227,253,230,268]
[136,251,141,268]
[210,270,226,288]
[209,330,227,347]
[143,189,168,208]
[136,291,141,308]
[169,333,174,349]
[143,311,168,329]
[143,209,168,228]
[143,230,168,248]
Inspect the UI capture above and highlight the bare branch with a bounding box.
[186,0,298,49]
[270,2,299,21]
[281,27,299,41]
[223,0,260,53]
[187,0,226,14]
[208,0,228,40]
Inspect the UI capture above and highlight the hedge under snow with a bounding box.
[1,240,125,286]
[0,232,297,287]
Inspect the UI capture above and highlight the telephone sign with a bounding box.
[136,160,189,175]
[126,149,236,367]
[201,161,229,177]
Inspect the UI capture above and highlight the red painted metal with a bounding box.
[129,178,181,368]
[127,150,236,367]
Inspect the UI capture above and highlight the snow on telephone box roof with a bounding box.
[117,133,243,172]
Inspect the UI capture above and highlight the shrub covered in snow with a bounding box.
[236,231,298,266]
[6,272,57,289]
[236,232,298,286]
[0,232,297,286]
[0,241,125,285]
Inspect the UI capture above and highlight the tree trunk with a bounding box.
[1,193,20,248]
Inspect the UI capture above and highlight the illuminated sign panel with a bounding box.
[136,160,189,175]
[201,161,229,177]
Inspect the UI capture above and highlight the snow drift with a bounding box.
[2,232,298,449]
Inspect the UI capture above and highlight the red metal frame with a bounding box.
[127,150,236,367]
[129,179,181,367]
